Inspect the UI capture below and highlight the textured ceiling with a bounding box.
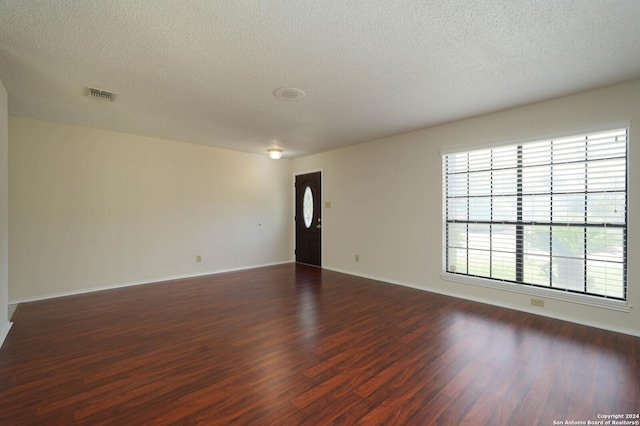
[1,1,640,158]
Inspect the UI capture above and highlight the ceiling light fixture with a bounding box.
[274,87,305,101]
[267,148,283,159]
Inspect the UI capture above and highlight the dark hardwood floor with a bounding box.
[1,263,638,425]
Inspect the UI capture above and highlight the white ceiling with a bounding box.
[1,1,640,159]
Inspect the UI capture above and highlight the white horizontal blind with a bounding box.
[443,128,627,300]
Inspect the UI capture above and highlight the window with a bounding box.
[443,127,628,301]
[303,186,314,228]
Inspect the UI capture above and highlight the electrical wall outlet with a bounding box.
[531,298,545,307]
[355,254,359,262]
[196,255,202,263]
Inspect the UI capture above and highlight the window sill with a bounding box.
[440,272,632,313]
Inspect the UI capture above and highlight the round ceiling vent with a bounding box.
[274,87,305,101]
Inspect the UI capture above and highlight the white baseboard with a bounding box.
[11,262,639,338]
[9,260,293,305]
[323,266,640,338]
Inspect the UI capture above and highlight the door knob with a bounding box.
[316,224,321,229]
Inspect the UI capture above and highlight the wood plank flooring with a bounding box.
[1,263,639,425]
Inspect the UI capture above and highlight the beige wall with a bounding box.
[9,118,293,301]
[0,77,9,346]
[7,79,640,335]
[293,79,640,336]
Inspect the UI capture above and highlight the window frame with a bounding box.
[441,122,631,312]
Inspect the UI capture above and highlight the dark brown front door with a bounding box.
[295,171,321,266]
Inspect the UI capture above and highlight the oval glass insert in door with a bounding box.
[303,186,313,228]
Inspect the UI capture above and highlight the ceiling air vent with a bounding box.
[85,87,115,102]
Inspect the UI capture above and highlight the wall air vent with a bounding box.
[85,87,115,102]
